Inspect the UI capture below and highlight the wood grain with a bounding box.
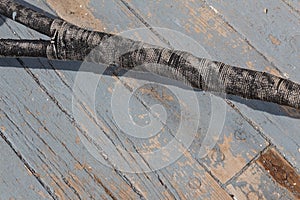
[282,0,300,13]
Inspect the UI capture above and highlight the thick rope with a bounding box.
[0,0,54,36]
[0,1,299,109]
[46,19,300,109]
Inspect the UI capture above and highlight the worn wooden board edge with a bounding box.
[281,0,300,13]
[0,133,52,200]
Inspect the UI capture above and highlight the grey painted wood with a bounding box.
[0,137,52,200]
[205,0,299,81]
[0,60,136,199]
[282,0,300,13]
[0,0,232,199]
[120,0,300,173]
[205,0,300,171]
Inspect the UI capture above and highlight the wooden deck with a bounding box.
[0,0,299,199]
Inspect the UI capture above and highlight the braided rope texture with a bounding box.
[46,19,300,109]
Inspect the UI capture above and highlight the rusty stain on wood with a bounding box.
[257,147,300,198]
[227,161,297,199]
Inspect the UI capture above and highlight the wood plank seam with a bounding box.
[202,1,286,76]
[0,124,57,199]
[0,33,146,199]
[22,62,146,199]
[224,144,271,187]
[281,0,300,15]
[225,100,272,144]
[195,157,227,189]
[118,0,173,47]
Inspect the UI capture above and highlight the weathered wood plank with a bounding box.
[199,107,268,183]
[204,0,300,171]
[0,1,158,199]
[0,60,141,199]
[0,136,52,200]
